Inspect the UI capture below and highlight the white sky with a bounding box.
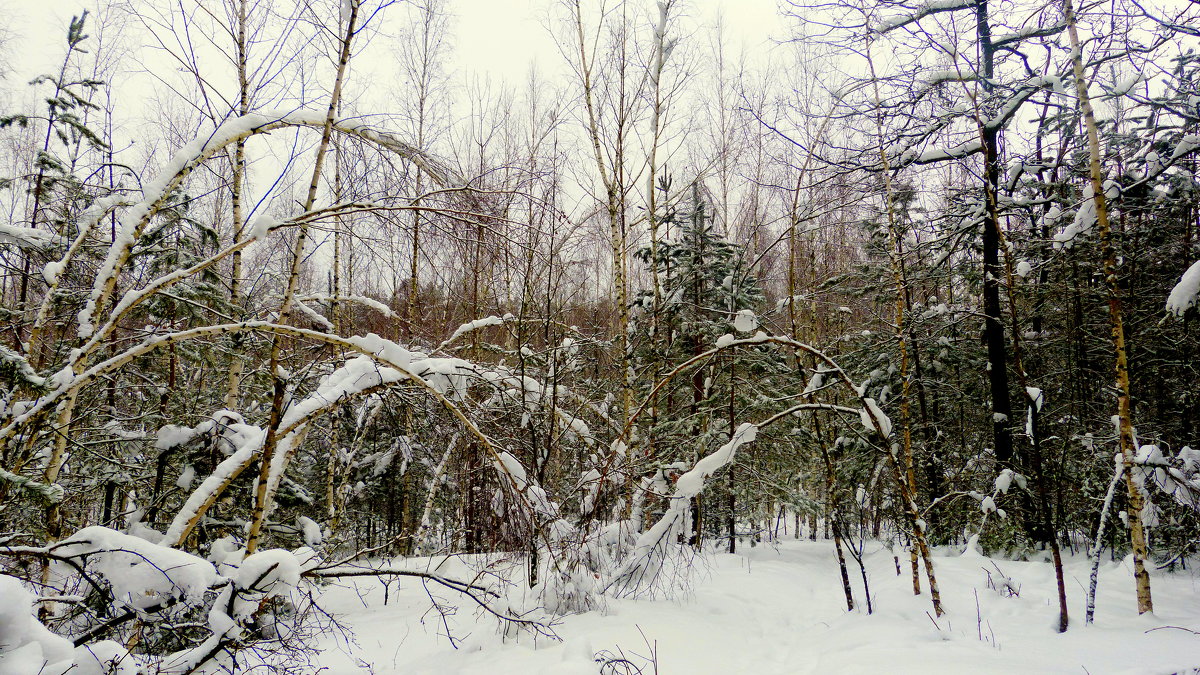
[1,0,788,194]
[0,0,790,296]
[449,0,783,81]
[5,0,786,90]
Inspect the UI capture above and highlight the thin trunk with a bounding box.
[1064,0,1153,615]
[246,4,358,554]
[326,102,345,525]
[1086,461,1125,623]
[865,39,943,616]
[976,0,1016,468]
[832,519,856,612]
[727,359,737,554]
[223,0,250,411]
[817,414,855,611]
[997,202,1069,631]
[571,0,631,436]
[20,39,77,354]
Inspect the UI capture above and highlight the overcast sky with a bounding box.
[5,0,786,89]
[0,0,790,283]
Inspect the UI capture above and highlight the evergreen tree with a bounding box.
[1,11,109,352]
[630,177,784,549]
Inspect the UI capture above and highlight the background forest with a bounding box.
[0,0,1199,672]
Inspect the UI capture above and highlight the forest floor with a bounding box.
[311,538,1200,674]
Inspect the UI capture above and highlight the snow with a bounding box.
[439,315,513,350]
[299,515,324,545]
[55,526,219,610]
[247,214,278,242]
[295,298,335,330]
[155,423,198,450]
[559,414,593,445]
[347,333,416,371]
[162,419,266,546]
[1110,73,1143,96]
[1166,260,1200,316]
[1015,261,1032,278]
[803,369,825,395]
[925,69,976,85]
[1137,444,1200,512]
[606,424,759,594]
[232,549,301,619]
[675,423,757,497]
[175,464,195,489]
[994,469,1018,495]
[71,641,138,675]
[1025,386,1044,412]
[495,451,528,485]
[913,140,982,164]
[0,346,45,389]
[346,294,394,316]
[42,260,64,285]
[1052,184,1097,250]
[860,398,892,438]
[732,309,758,333]
[0,223,59,249]
[75,110,331,339]
[877,0,974,32]
[1171,134,1199,161]
[0,575,74,675]
[311,539,1200,674]
[281,355,406,430]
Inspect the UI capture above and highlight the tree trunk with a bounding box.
[1065,0,1153,615]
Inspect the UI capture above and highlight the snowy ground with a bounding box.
[312,540,1200,674]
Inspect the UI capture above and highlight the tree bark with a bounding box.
[1064,0,1152,614]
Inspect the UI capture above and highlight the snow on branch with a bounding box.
[0,465,65,503]
[1170,134,1199,162]
[1166,260,1200,316]
[437,314,516,351]
[0,223,61,249]
[1135,445,1200,512]
[992,22,1066,48]
[53,526,220,609]
[162,415,266,547]
[0,344,45,389]
[908,140,983,165]
[75,110,457,340]
[860,398,893,438]
[876,0,975,33]
[293,298,334,330]
[605,423,758,596]
[298,294,398,319]
[2,530,309,674]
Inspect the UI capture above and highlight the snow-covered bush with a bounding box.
[0,527,317,673]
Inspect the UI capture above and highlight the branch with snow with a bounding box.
[1,529,312,673]
[1166,260,1200,317]
[604,423,758,596]
[0,223,61,249]
[0,465,64,503]
[75,110,457,341]
[876,0,975,33]
[298,293,398,319]
[437,314,516,351]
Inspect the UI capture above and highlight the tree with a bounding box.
[631,178,772,550]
